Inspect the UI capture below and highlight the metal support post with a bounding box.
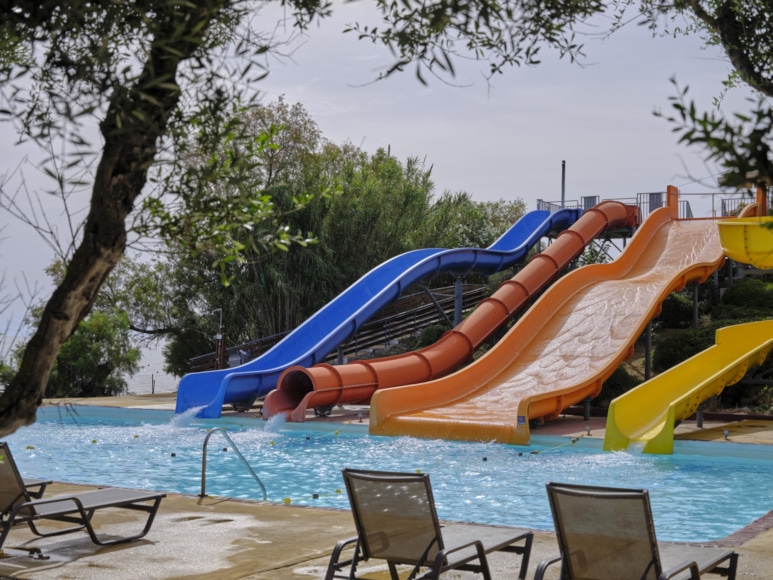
[454,276,463,326]
[644,321,652,381]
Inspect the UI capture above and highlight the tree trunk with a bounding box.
[0,3,220,435]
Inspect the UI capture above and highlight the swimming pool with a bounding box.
[5,405,773,543]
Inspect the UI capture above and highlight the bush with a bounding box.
[413,324,448,349]
[658,292,694,328]
[594,366,641,408]
[713,277,773,319]
[652,327,715,373]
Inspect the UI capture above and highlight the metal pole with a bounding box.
[422,286,454,327]
[561,160,566,209]
[212,308,223,369]
[454,276,463,326]
[693,285,699,328]
[644,321,652,381]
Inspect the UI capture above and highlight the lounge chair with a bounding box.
[325,468,533,580]
[0,442,165,549]
[535,482,738,580]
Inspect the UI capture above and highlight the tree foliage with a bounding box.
[658,290,695,329]
[158,130,527,373]
[657,82,772,189]
[636,0,773,188]
[44,310,140,398]
[577,240,611,267]
[349,0,605,81]
[107,98,528,374]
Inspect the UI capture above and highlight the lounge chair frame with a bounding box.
[0,442,165,549]
[536,481,738,580]
[326,468,533,580]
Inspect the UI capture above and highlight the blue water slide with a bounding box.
[175,208,581,417]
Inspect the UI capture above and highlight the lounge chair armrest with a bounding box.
[660,559,700,580]
[436,538,486,560]
[11,494,88,519]
[325,535,360,580]
[431,539,490,578]
[534,554,562,580]
[331,535,359,554]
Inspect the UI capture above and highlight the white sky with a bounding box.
[259,6,747,204]
[0,5,755,349]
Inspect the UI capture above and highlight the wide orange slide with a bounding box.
[264,201,639,421]
[369,187,726,445]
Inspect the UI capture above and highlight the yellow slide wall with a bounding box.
[717,217,773,269]
[604,321,773,454]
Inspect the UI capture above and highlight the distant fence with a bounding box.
[124,370,178,395]
[187,283,492,374]
[540,190,773,220]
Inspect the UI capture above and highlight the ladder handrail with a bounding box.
[200,427,267,500]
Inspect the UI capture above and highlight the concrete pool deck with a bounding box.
[0,394,770,579]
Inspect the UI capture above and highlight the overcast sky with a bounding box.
[0,6,754,343]
[259,6,747,204]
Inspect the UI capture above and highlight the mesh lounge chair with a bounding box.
[325,468,533,580]
[0,442,165,549]
[535,482,738,580]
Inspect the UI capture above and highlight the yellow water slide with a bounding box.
[605,189,773,454]
[370,187,725,445]
[604,321,773,454]
[716,186,773,269]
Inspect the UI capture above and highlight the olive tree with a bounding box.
[634,0,773,188]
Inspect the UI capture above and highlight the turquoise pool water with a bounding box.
[5,405,773,543]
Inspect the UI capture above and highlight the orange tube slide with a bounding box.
[264,201,638,421]
[369,187,725,445]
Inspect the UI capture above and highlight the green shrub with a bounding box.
[652,327,715,373]
[714,278,773,318]
[658,292,694,328]
[594,366,641,408]
[413,324,448,349]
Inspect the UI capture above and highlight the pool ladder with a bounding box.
[200,428,267,501]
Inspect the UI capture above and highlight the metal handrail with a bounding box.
[200,428,267,501]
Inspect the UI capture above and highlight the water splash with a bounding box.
[627,441,646,456]
[169,406,205,428]
[263,414,287,433]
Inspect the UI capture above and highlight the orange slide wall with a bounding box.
[263,201,638,421]
[369,187,725,445]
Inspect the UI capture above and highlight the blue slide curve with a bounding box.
[175,208,581,418]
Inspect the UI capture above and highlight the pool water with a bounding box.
[5,405,773,543]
